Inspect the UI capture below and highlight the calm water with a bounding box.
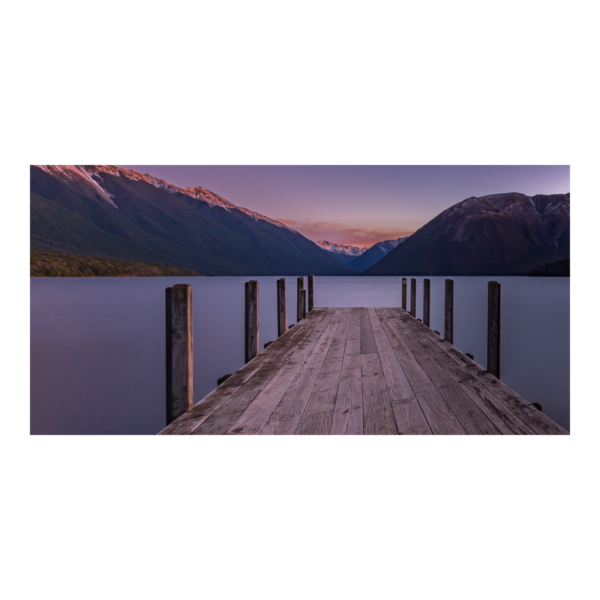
[30,276,570,434]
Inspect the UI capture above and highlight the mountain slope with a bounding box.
[347,237,407,272]
[363,192,570,276]
[30,166,352,276]
[31,251,203,277]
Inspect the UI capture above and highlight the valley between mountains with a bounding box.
[30,166,570,277]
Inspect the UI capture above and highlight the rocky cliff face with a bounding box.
[363,192,570,276]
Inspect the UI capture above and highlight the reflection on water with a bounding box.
[30,276,570,434]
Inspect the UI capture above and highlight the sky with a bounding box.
[118,165,569,248]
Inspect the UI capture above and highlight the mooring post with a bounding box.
[487,281,501,379]
[308,274,314,312]
[300,289,307,320]
[423,278,431,327]
[297,277,305,322]
[444,279,454,344]
[410,278,417,317]
[245,280,259,363]
[165,284,193,425]
[402,277,407,310]
[277,278,287,337]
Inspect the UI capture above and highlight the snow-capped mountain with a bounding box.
[35,165,295,231]
[30,165,352,276]
[316,240,367,256]
[315,240,368,266]
[347,237,409,272]
[364,192,570,276]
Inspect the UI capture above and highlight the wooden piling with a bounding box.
[402,278,407,310]
[165,284,193,425]
[299,290,307,320]
[308,274,314,313]
[277,278,287,337]
[444,279,454,344]
[297,277,305,322]
[487,281,501,379]
[245,280,259,364]
[423,278,431,327]
[410,278,417,317]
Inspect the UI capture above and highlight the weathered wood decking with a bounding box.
[160,307,568,435]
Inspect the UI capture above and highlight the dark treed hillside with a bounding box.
[30,166,352,276]
[528,259,570,277]
[31,251,203,277]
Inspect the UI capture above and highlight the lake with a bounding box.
[30,276,570,434]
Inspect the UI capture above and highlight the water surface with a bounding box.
[30,276,570,434]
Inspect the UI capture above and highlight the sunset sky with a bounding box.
[118,165,570,247]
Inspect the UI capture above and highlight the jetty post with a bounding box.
[487,281,502,378]
[277,278,287,337]
[297,277,305,321]
[245,280,259,363]
[444,279,454,344]
[300,290,306,320]
[308,274,314,313]
[165,284,193,425]
[423,278,431,327]
[402,278,407,310]
[410,278,417,317]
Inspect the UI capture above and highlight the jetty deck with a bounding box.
[161,307,567,435]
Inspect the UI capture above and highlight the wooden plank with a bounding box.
[245,280,259,363]
[367,309,431,434]
[160,309,326,435]
[393,314,568,435]
[295,309,352,434]
[165,284,193,425]
[260,309,345,434]
[423,278,430,327]
[376,309,466,434]
[330,353,363,434]
[444,279,454,344]
[297,277,305,322]
[410,278,417,317]
[361,352,398,435]
[344,308,362,355]
[223,308,339,435]
[487,281,501,379]
[360,307,377,354]
[396,309,534,435]
[308,274,314,312]
[192,313,327,435]
[277,278,287,337]
[390,309,500,434]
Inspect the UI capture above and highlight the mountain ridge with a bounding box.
[30,165,353,276]
[363,192,570,276]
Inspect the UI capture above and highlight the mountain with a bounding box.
[315,240,367,266]
[363,192,570,276]
[30,166,352,276]
[347,237,408,272]
[528,259,570,277]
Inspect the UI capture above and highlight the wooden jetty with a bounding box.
[161,279,567,435]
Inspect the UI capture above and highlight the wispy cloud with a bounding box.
[276,219,414,248]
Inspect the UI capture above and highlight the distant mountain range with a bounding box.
[30,166,352,276]
[364,192,570,276]
[315,240,367,265]
[347,237,408,272]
